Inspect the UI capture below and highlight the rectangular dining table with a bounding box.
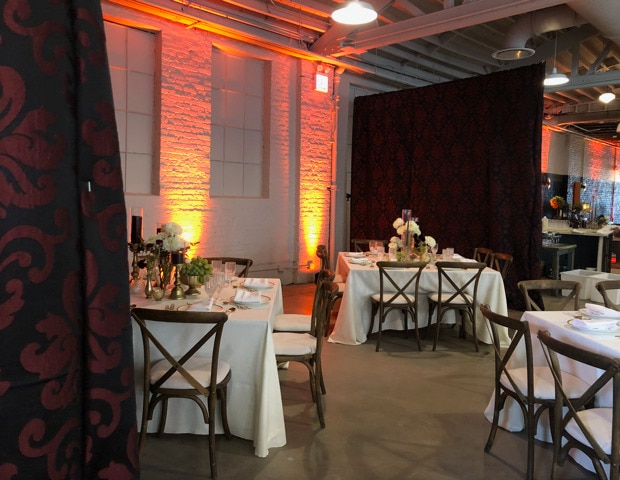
[483,309,620,475]
[328,252,509,346]
[131,279,286,457]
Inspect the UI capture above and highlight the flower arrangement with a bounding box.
[549,196,566,210]
[142,222,194,289]
[597,215,610,228]
[389,217,434,261]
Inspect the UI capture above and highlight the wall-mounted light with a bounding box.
[581,178,587,191]
[315,64,330,93]
[542,175,551,189]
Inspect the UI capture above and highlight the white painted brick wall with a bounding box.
[104,3,334,283]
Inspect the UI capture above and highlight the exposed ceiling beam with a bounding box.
[319,0,569,56]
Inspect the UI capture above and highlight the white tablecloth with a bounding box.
[328,252,509,346]
[131,279,286,457]
[483,310,620,474]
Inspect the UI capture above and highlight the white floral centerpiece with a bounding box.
[389,216,435,261]
[143,222,192,289]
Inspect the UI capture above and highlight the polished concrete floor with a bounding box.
[139,284,597,479]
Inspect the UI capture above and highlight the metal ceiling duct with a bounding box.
[492,5,586,60]
[569,0,620,50]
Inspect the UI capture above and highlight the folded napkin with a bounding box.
[187,299,214,312]
[573,318,618,331]
[584,303,620,318]
[345,252,365,258]
[243,278,270,288]
[349,257,370,265]
[234,290,261,303]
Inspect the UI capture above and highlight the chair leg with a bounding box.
[433,308,442,351]
[376,314,383,352]
[411,311,422,351]
[401,309,409,338]
[315,362,325,428]
[368,301,378,337]
[426,301,436,340]
[208,396,217,479]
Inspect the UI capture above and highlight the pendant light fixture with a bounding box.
[599,90,616,104]
[544,33,569,86]
[331,1,378,25]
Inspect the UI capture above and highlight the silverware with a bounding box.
[225,307,236,314]
[165,303,175,311]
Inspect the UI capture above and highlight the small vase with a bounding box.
[144,268,154,298]
[401,209,413,259]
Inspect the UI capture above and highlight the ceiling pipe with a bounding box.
[492,5,587,61]
[569,0,620,50]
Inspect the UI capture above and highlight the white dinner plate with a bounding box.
[565,320,620,335]
[231,294,271,307]
[344,252,365,258]
[241,280,275,290]
[579,308,620,319]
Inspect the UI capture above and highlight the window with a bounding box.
[104,21,158,194]
[210,48,268,197]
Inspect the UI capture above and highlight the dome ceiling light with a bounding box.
[331,1,378,25]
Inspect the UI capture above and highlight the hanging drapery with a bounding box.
[350,64,545,310]
[0,1,138,478]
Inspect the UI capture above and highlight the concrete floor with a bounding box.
[138,284,597,479]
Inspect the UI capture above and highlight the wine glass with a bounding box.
[224,261,236,286]
[214,271,226,301]
[431,242,439,260]
[204,275,217,299]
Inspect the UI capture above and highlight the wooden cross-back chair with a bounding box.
[131,308,231,479]
[369,261,427,352]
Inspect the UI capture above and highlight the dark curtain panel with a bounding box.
[0,1,138,478]
[350,64,545,310]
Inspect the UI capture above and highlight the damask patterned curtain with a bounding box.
[0,1,138,478]
[350,64,545,309]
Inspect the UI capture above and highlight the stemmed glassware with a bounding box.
[224,261,236,286]
[431,243,439,261]
[213,271,226,301]
[204,275,217,300]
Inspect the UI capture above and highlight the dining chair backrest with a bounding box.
[480,305,553,480]
[518,279,581,311]
[595,280,620,311]
[490,252,513,280]
[351,238,385,252]
[473,247,494,266]
[481,304,535,405]
[316,244,330,271]
[538,329,620,479]
[372,261,427,351]
[429,261,487,351]
[205,257,253,277]
[130,308,230,478]
[435,261,487,305]
[376,261,427,313]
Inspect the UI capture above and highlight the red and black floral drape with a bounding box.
[0,1,138,478]
[350,64,545,310]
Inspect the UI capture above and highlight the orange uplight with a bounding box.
[299,182,327,270]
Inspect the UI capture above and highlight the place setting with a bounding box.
[565,303,620,335]
[230,288,271,308]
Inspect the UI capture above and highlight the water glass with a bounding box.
[388,246,397,261]
[211,260,223,273]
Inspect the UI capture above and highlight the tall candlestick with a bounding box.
[130,207,143,244]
